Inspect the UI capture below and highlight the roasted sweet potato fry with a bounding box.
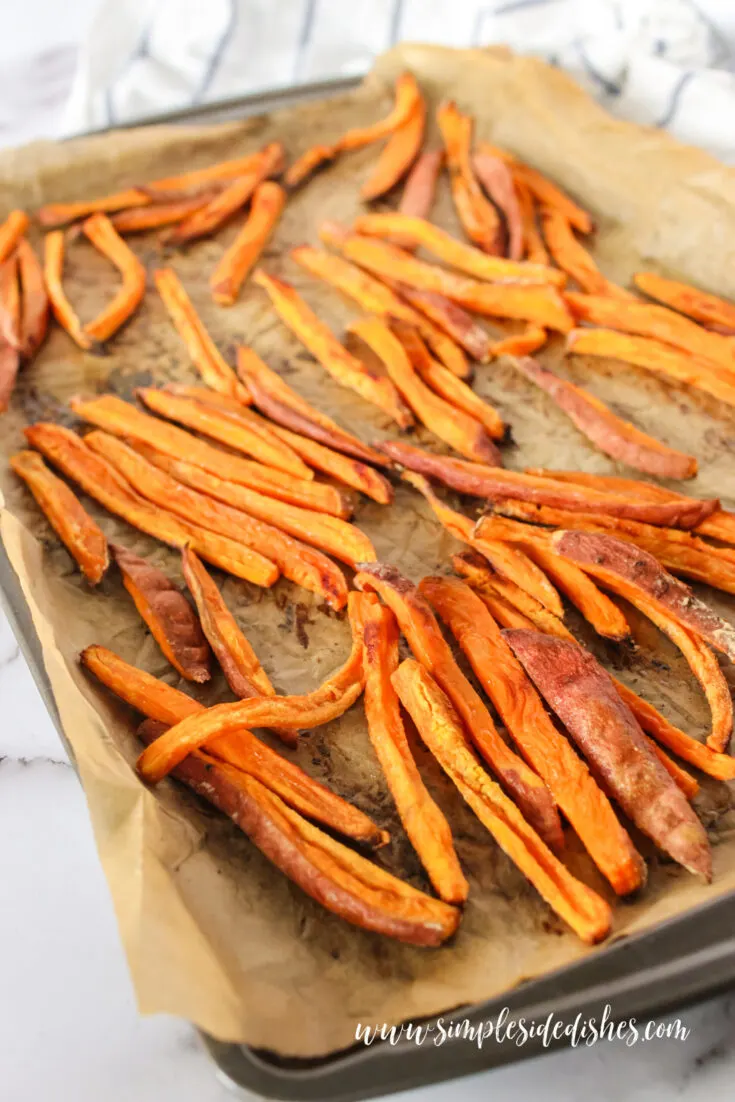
[489,325,547,358]
[16,238,49,361]
[349,317,497,462]
[136,386,312,479]
[566,292,735,374]
[473,147,524,260]
[10,450,109,584]
[284,145,335,189]
[86,432,348,609]
[634,271,735,333]
[109,195,215,233]
[387,281,490,366]
[397,149,444,224]
[437,101,502,254]
[69,393,350,517]
[137,590,371,776]
[81,214,146,341]
[353,213,565,286]
[81,643,388,846]
[514,356,697,479]
[514,179,549,265]
[540,208,630,299]
[0,255,20,412]
[254,270,413,427]
[43,231,93,350]
[376,439,714,527]
[394,321,504,438]
[0,211,29,263]
[568,327,735,409]
[420,576,644,894]
[500,155,593,235]
[504,630,711,880]
[340,235,573,330]
[360,90,426,201]
[26,422,279,586]
[353,563,563,852]
[153,267,250,401]
[362,601,468,903]
[111,543,210,681]
[451,549,573,640]
[210,181,286,305]
[392,659,611,943]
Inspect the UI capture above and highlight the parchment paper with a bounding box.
[1,44,735,1058]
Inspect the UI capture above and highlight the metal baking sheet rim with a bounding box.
[1,74,733,1101]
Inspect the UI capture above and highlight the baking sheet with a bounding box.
[1,43,735,1059]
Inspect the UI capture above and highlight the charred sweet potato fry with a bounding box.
[69,394,351,517]
[451,549,573,640]
[566,292,735,374]
[340,234,573,330]
[136,386,312,479]
[86,432,348,609]
[394,321,504,438]
[376,438,714,527]
[514,356,697,479]
[396,149,444,224]
[634,271,735,333]
[16,238,49,361]
[0,256,20,412]
[540,208,630,298]
[210,181,286,305]
[504,630,712,881]
[353,213,565,286]
[436,101,502,255]
[0,210,29,263]
[472,147,524,261]
[81,644,388,846]
[43,231,93,350]
[137,590,371,777]
[10,450,109,584]
[489,325,547,358]
[353,563,563,852]
[167,142,284,245]
[568,327,735,409]
[153,267,250,401]
[514,179,549,265]
[81,214,146,341]
[360,91,426,201]
[392,658,611,943]
[362,601,468,903]
[387,281,490,366]
[253,270,413,427]
[109,195,215,233]
[112,543,210,681]
[420,576,644,894]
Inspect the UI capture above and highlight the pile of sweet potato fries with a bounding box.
[5,69,735,949]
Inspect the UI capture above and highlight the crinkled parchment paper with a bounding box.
[0,44,734,1057]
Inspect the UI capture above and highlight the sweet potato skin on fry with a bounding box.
[473,148,524,260]
[392,658,612,944]
[10,450,109,584]
[504,630,712,881]
[388,280,489,366]
[397,149,444,225]
[210,180,287,305]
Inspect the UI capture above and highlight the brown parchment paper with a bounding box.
[1,43,735,1058]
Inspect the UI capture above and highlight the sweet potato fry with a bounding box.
[566,292,735,375]
[437,101,502,254]
[353,213,566,286]
[451,550,573,640]
[236,345,389,466]
[568,327,735,409]
[353,563,563,852]
[0,256,20,412]
[551,530,735,662]
[362,601,468,903]
[376,439,714,527]
[10,450,109,584]
[26,422,279,586]
[80,644,389,847]
[502,156,593,235]
[210,181,286,305]
[153,267,250,401]
[109,195,215,233]
[137,445,374,567]
[284,145,335,189]
[420,576,644,894]
[392,659,611,943]
[350,317,498,462]
[540,208,630,298]
[504,630,711,880]
[0,211,29,263]
[111,543,210,681]
[634,271,735,333]
[397,149,444,224]
[86,432,348,609]
[394,321,504,438]
[514,179,549,265]
[69,394,350,517]
[16,238,49,361]
[340,235,573,330]
[360,91,426,201]
[387,281,490,366]
[473,147,524,260]
[489,325,547,358]
[81,214,146,341]
[43,231,93,350]
[136,386,312,479]
[513,356,697,479]
[136,590,371,777]
[254,270,413,427]
[167,142,284,245]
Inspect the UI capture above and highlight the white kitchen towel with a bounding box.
[63,0,735,162]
